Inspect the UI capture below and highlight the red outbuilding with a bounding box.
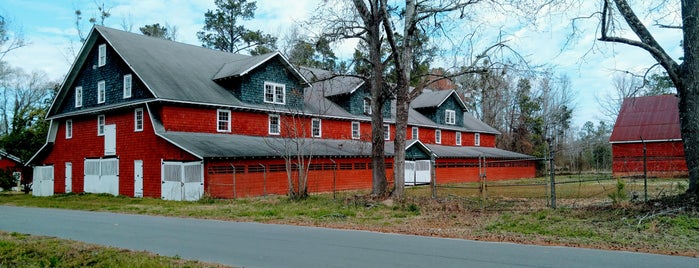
[610,95,687,178]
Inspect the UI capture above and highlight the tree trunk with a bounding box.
[393,92,409,197]
[679,0,699,194]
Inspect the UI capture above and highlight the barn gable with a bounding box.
[412,90,467,127]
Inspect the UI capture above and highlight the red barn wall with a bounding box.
[612,141,687,178]
[41,106,197,197]
[435,159,536,183]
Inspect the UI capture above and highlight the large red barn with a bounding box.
[29,26,535,200]
[610,95,687,178]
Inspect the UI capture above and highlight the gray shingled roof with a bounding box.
[411,89,466,110]
[299,67,364,97]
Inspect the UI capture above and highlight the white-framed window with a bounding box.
[98,44,106,67]
[263,82,285,104]
[123,74,132,98]
[97,115,105,136]
[383,124,390,141]
[217,109,231,132]
[456,132,462,146]
[445,109,456,125]
[475,133,481,146]
[97,81,106,104]
[134,108,144,132]
[311,118,321,138]
[412,126,419,140]
[363,98,372,115]
[75,86,83,107]
[351,121,360,139]
[65,119,73,139]
[435,129,441,144]
[269,114,280,135]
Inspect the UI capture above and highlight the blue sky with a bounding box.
[0,1,684,129]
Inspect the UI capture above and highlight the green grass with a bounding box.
[0,231,229,267]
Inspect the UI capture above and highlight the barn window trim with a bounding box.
[66,119,73,139]
[475,133,480,146]
[435,129,441,144]
[351,121,360,139]
[97,81,106,104]
[445,109,456,125]
[263,82,285,105]
[123,74,132,99]
[455,132,461,146]
[98,44,106,67]
[217,109,231,133]
[134,108,143,132]
[75,86,83,108]
[97,114,105,136]
[311,118,321,138]
[269,114,280,135]
[383,124,390,141]
[412,126,419,140]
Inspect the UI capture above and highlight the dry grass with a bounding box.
[0,231,231,267]
[1,177,697,258]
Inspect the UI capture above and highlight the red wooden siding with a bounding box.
[43,107,197,197]
[612,142,687,178]
[205,158,395,198]
[435,159,536,183]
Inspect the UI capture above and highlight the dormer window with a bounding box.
[363,98,372,115]
[445,109,456,125]
[264,82,285,104]
[98,44,106,67]
[123,74,132,98]
[97,81,106,104]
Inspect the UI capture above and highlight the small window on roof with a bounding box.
[445,109,456,125]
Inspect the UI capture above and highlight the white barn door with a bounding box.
[183,162,204,201]
[161,161,204,201]
[134,160,143,198]
[415,160,431,184]
[104,124,116,156]
[84,159,100,193]
[84,158,119,196]
[161,162,183,201]
[32,165,54,196]
[65,162,72,193]
[404,161,416,185]
[100,158,119,196]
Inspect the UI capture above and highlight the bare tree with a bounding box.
[594,1,699,194]
[596,73,641,124]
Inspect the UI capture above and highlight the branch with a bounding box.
[600,0,680,84]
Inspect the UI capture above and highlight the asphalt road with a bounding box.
[0,206,696,268]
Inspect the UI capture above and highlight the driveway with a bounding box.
[0,206,696,268]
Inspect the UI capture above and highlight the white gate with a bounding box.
[161,161,204,201]
[32,165,54,196]
[65,162,72,193]
[415,160,431,184]
[404,160,431,185]
[404,161,416,185]
[84,158,119,196]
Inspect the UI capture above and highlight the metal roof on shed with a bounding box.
[609,95,681,143]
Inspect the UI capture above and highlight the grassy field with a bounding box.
[0,231,230,267]
[1,177,698,258]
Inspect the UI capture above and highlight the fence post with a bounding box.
[431,154,436,199]
[642,137,648,202]
[549,141,556,209]
[479,155,487,211]
[229,164,236,199]
[259,163,266,197]
[330,158,337,200]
